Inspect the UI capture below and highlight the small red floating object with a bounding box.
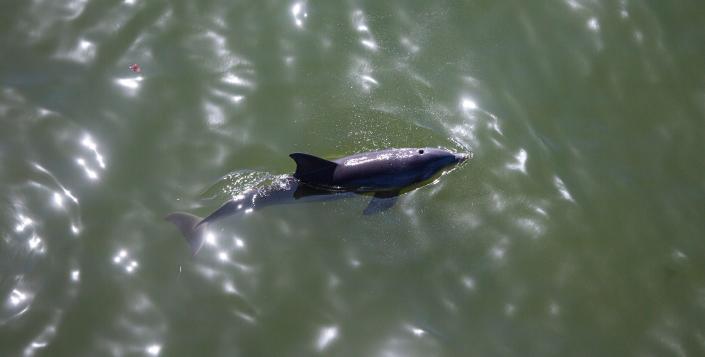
[128,63,141,73]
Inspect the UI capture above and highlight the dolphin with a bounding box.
[167,147,470,254]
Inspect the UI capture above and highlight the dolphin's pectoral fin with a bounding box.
[363,191,400,215]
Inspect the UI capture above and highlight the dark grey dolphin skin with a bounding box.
[167,147,470,254]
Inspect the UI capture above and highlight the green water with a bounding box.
[1,0,704,356]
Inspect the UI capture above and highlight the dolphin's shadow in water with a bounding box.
[167,177,365,255]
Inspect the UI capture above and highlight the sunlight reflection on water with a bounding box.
[291,2,308,29]
[1,0,703,355]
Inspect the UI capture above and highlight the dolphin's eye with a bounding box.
[418,150,424,154]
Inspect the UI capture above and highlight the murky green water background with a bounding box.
[2,0,705,356]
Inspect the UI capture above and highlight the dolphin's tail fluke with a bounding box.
[165,212,207,256]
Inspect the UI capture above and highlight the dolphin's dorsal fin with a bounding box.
[289,153,338,186]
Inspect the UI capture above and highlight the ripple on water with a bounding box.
[0,88,108,354]
[2,0,701,355]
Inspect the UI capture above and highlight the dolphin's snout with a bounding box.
[454,152,472,163]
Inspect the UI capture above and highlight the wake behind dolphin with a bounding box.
[167,147,470,255]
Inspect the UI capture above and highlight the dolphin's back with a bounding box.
[289,148,425,191]
[332,149,422,190]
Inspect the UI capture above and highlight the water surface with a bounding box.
[1,0,705,356]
